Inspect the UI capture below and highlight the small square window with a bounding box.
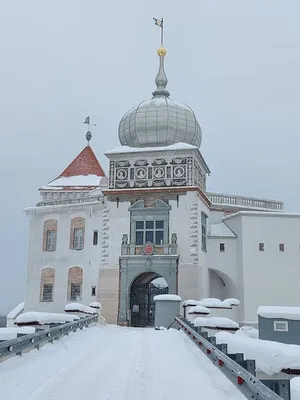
[279,243,285,252]
[220,243,225,252]
[274,320,288,332]
[155,221,164,229]
[146,221,154,229]
[93,230,98,246]
[136,221,144,230]
[259,242,264,251]
[91,286,96,296]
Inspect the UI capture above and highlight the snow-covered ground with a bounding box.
[0,325,245,400]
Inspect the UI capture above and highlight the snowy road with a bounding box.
[0,325,245,400]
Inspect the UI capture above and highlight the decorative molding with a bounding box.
[189,201,199,264]
[101,202,110,264]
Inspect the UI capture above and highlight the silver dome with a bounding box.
[118,47,202,148]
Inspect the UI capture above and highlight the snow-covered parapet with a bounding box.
[15,312,79,326]
[198,298,232,309]
[64,303,98,315]
[257,306,300,320]
[188,306,211,316]
[89,302,102,309]
[0,327,35,341]
[182,299,199,307]
[194,317,239,331]
[224,298,240,307]
[6,302,24,327]
[154,294,181,301]
[216,330,300,376]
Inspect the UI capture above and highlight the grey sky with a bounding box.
[1,0,299,315]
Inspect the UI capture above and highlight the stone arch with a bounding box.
[68,266,83,301]
[129,272,169,327]
[69,217,85,250]
[208,268,237,300]
[43,219,58,251]
[40,267,55,302]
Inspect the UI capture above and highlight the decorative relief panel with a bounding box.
[189,201,199,264]
[101,204,110,264]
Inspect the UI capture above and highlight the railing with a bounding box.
[0,315,98,362]
[173,316,289,400]
[36,195,103,207]
[207,192,284,211]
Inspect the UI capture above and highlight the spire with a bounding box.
[152,47,170,98]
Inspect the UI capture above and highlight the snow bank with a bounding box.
[257,306,300,320]
[7,302,24,319]
[194,317,239,329]
[235,326,259,339]
[182,299,199,307]
[188,306,211,315]
[64,303,98,315]
[291,377,300,400]
[224,298,240,306]
[154,294,181,302]
[15,312,80,326]
[216,331,300,375]
[89,302,102,309]
[0,327,35,341]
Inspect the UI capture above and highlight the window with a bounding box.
[259,242,264,251]
[279,243,285,252]
[135,220,164,245]
[274,320,288,332]
[91,286,96,296]
[46,230,56,251]
[201,212,208,252]
[42,284,53,302]
[74,228,84,250]
[220,243,225,252]
[93,230,98,246]
[70,283,81,300]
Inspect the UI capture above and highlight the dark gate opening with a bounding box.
[130,273,169,327]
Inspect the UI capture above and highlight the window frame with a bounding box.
[46,230,56,251]
[74,228,84,250]
[135,219,165,245]
[279,243,285,252]
[273,320,288,332]
[93,230,98,246]
[259,242,264,251]
[91,286,96,296]
[220,242,225,252]
[201,212,208,252]
[70,283,81,300]
[42,283,53,302]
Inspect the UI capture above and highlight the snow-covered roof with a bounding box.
[7,302,24,319]
[42,174,101,189]
[216,330,300,375]
[154,294,181,302]
[105,142,198,155]
[15,312,80,326]
[188,305,211,315]
[224,210,300,220]
[0,327,35,341]
[194,317,239,329]
[64,303,98,315]
[208,222,236,238]
[257,306,300,320]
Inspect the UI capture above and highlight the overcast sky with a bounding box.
[0,0,299,315]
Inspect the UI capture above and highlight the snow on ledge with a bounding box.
[182,299,199,307]
[194,317,239,329]
[105,142,198,155]
[89,302,102,309]
[216,331,300,375]
[65,303,98,315]
[42,174,101,189]
[188,305,211,315]
[7,302,24,319]
[257,306,300,320]
[0,327,35,341]
[15,312,80,326]
[154,294,181,302]
[224,298,240,306]
[198,299,232,309]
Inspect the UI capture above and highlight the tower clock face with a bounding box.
[154,167,165,179]
[135,167,147,179]
[173,166,185,178]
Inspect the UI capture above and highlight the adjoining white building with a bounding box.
[23,43,299,327]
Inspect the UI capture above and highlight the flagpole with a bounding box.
[161,17,164,46]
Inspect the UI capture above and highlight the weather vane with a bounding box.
[83,116,96,146]
[153,17,164,46]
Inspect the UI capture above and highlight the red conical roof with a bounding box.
[57,145,105,178]
[41,145,106,190]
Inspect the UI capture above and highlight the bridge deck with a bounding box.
[0,325,245,400]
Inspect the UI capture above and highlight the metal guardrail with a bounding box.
[0,315,98,362]
[173,316,287,400]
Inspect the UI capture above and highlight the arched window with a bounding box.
[43,219,58,251]
[40,268,55,302]
[68,267,83,301]
[70,217,85,250]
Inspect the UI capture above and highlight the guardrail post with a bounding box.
[208,336,217,346]
[244,360,256,376]
[202,331,208,340]
[216,343,228,354]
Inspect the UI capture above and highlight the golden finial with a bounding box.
[157,46,167,57]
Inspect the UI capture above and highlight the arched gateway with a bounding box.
[130,272,169,327]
